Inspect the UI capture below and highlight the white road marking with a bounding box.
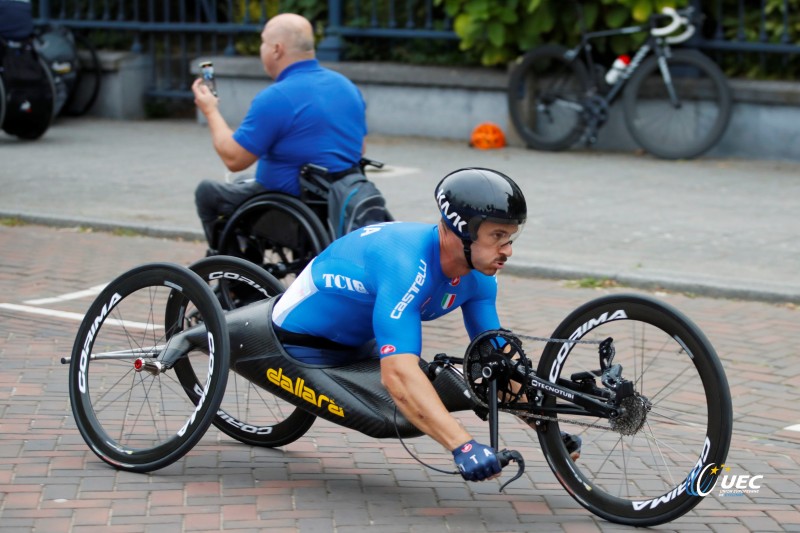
[24,284,108,305]
[0,303,159,330]
[366,165,420,179]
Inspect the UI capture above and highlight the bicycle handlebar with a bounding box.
[651,7,696,44]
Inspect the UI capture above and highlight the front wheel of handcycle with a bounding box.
[623,49,732,160]
[534,293,732,526]
[507,44,591,151]
[176,255,317,447]
[67,263,230,472]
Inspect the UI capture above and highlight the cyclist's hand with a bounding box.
[452,440,501,481]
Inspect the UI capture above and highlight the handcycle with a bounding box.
[507,5,732,160]
[64,254,733,526]
[206,157,390,285]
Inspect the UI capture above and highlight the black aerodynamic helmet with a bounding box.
[435,167,527,241]
[435,167,527,268]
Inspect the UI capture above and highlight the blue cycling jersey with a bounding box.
[272,222,501,361]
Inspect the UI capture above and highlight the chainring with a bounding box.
[462,329,532,408]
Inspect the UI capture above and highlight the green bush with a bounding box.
[435,0,689,66]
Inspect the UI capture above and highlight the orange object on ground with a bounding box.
[470,122,506,150]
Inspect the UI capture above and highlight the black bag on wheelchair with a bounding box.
[327,172,392,238]
[1,37,53,139]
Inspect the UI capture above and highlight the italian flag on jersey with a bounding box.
[441,293,456,309]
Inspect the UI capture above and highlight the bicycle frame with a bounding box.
[566,6,697,106]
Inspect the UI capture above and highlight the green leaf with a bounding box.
[631,0,653,23]
[582,2,599,28]
[499,6,519,24]
[453,13,475,40]
[488,20,506,47]
[604,5,629,28]
[527,0,543,14]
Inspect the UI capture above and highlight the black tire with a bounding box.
[8,56,56,140]
[534,293,732,526]
[178,255,317,447]
[507,44,590,151]
[0,73,6,130]
[68,263,230,472]
[62,31,101,117]
[217,193,330,285]
[623,49,732,159]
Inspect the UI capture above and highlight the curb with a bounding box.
[4,210,799,306]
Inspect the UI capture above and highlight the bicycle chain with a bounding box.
[502,332,613,431]
[504,408,614,431]
[513,333,604,346]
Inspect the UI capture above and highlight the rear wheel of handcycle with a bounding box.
[507,44,590,151]
[175,255,317,447]
[623,49,732,160]
[217,193,331,286]
[67,263,230,472]
[534,293,732,526]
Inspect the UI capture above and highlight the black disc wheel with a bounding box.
[507,44,590,151]
[217,193,330,286]
[623,49,732,159]
[68,263,230,472]
[176,255,317,447]
[534,293,732,526]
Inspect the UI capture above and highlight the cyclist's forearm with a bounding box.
[380,354,471,450]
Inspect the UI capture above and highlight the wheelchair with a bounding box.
[1,35,57,140]
[207,158,388,284]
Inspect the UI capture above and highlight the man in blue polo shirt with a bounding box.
[192,13,367,250]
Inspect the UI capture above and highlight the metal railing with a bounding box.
[691,0,800,55]
[30,0,799,102]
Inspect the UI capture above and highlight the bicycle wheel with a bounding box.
[177,255,317,447]
[534,293,732,526]
[68,263,230,472]
[0,73,6,130]
[217,193,330,286]
[507,44,590,151]
[623,49,732,159]
[62,31,101,117]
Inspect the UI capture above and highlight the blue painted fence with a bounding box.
[30,0,800,101]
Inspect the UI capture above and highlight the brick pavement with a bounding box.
[0,224,799,532]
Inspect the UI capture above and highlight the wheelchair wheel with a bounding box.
[534,293,732,526]
[61,30,101,117]
[178,255,317,447]
[0,73,6,130]
[67,263,230,472]
[217,193,331,285]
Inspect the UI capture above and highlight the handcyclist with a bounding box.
[272,167,581,482]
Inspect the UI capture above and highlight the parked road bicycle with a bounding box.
[508,6,732,159]
[64,255,732,527]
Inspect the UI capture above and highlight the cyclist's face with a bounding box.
[469,221,518,275]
